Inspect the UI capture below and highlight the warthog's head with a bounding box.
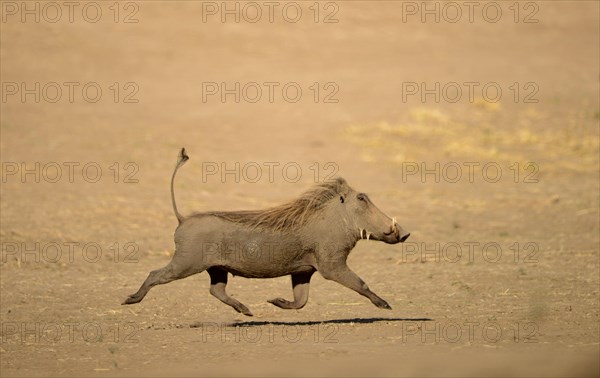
[334,178,410,244]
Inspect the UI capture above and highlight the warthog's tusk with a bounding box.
[359,228,364,239]
[367,232,371,240]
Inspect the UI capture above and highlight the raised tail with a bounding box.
[171,147,189,224]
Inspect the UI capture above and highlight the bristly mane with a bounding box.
[200,178,347,232]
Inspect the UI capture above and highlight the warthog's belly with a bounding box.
[202,234,315,278]
[217,263,316,279]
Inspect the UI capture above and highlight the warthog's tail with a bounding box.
[171,147,189,224]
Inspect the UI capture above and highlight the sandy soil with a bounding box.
[1,1,598,376]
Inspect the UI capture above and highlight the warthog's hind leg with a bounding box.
[268,270,315,310]
[319,264,392,310]
[122,262,195,305]
[207,267,253,317]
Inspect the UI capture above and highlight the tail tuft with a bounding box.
[178,148,189,164]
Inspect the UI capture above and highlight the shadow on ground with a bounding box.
[189,317,433,328]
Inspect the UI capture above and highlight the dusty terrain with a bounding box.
[1,1,598,376]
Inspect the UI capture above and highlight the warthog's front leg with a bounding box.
[268,270,315,310]
[319,264,392,310]
[207,267,253,316]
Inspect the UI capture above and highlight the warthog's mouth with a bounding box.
[359,217,410,243]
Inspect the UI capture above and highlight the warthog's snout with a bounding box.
[380,217,410,244]
[386,229,410,244]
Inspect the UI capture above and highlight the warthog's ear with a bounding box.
[333,177,351,196]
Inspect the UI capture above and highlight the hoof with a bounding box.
[268,298,305,310]
[122,295,140,305]
[238,305,254,317]
[374,299,392,310]
[268,298,289,308]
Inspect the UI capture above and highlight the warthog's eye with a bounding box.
[357,193,366,202]
[340,196,345,203]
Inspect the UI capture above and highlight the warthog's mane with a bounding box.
[201,178,347,232]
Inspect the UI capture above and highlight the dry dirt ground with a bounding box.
[0,1,599,377]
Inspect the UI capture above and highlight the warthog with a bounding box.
[122,148,410,316]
